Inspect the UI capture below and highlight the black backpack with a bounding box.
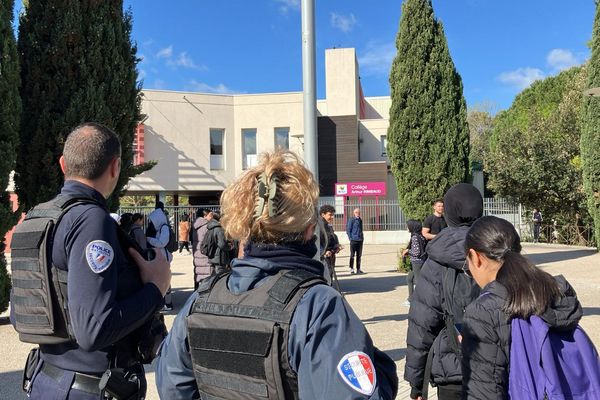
[421,266,480,398]
[413,233,428,261]
[165,224,178,253]
[147,220,178,253]
[200,229,217,258]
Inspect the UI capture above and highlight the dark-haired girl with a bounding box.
[461,216,582,399]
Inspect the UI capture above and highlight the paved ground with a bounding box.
[1,243,599,399]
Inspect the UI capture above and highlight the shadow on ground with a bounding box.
[339,274,406,295]
[0,370,25,400]
[336,251,399,260]
[385,348,406,362]
[583,307,600,317]
[362,314,408,325]
[525,249,597,266]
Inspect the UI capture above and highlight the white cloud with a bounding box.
[138,69,147,79]
[358,42,396,76]
[547,49,580,71]
[187,80,239,94]
[176,52,196,68]
[497,67,545,90]
[167,52,207,71]
[330,12,357,33]
[274,0,300,15]
[156,45,173,59]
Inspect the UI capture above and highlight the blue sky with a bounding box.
[14,1,596,111]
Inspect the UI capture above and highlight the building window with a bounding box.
[274,127,289,150]
[381,135,388,157]
[210,128,225,170]
[242,129,257,169]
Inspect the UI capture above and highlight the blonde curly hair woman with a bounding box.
[157,150,398,399]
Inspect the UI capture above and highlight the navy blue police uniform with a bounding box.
[25,181,164,399]
[156,242,398,400]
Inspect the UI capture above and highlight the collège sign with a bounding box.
[335,182,387,197]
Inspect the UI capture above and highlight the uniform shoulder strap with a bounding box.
[196,272,226,295]
[25,196,101,221]
[192,272,230,312]
[265,269,326,309]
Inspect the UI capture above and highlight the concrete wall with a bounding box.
[363,96,391,120]
[127,90,307,194]
[128,90,236,193]
[232,92,305,174]
[325,48,359,117]
[359,119,389,163]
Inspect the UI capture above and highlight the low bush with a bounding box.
[397,248,412,273]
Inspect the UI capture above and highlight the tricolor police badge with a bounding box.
[337,351,376,395]
[85,240,114,274]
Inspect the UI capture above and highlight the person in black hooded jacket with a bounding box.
[461,216,582,399]
[205,212,231,274]
[404,183,483,400]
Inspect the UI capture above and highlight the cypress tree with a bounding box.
[16,0,150,212]
[582,2,600,247]
[0,0,21,313]
[387,0,470,219]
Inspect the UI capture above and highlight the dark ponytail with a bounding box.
[466,216,560,319]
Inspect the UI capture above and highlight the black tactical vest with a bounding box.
[10,196,98,344]
[187,268,326,400]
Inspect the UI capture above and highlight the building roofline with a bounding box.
[142,88,314,98]
[363,95,391,100]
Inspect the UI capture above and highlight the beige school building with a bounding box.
[127,48,396,205]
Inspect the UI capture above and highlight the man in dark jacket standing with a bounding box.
[346,208,364,274]
[191,209,213,289]
[404,183,483,400]
[320,204,342,284]
[532,207,543,243]
[205,212,230,274]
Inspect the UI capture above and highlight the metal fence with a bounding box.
[118,205,220,235]
[119,198,595,247]
[317,199,409,232]
[119,200,409,236]
[523,224,594,247]
[482,197,522,233]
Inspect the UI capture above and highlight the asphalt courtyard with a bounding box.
[1,243,599,399]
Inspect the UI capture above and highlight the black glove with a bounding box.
[410,386,423,399]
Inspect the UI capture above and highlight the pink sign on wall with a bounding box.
[335,182,387,197]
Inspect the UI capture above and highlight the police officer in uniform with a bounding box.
[156,151,398,399]
[11,123,171,399]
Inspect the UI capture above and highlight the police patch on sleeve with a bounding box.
[337,351,376,396]
[85,240,114,274]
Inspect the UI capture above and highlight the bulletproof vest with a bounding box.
[10,196,99,344]
[187,268,326,400]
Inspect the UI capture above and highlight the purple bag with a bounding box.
[509,315,600,399]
